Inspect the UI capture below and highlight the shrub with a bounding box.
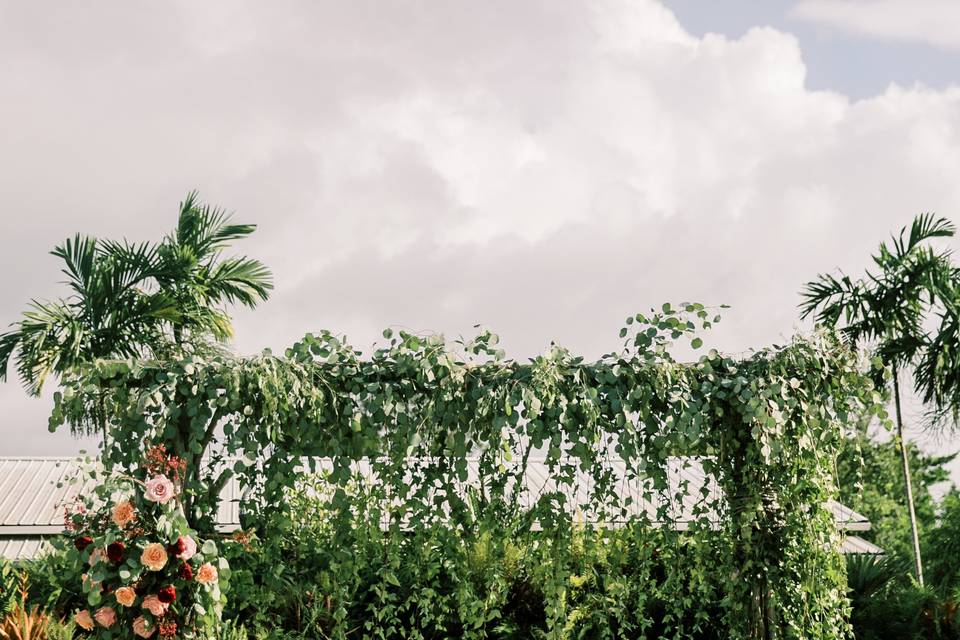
[219,478,728,639]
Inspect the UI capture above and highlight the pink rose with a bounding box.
[74,609,95,631]
[94,606,116,628]
[141,594,168,616]
[178,535,197,560]
[133,615,155,638]
[144,475,175,504]
[196,562,218,584]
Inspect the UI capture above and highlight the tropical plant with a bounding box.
[846,554,902,602]
[0,192,271,404]
[0,574,49,640]
[801,212,960,584]
[44,619,77,640]
[836,426,953,561]
[154,192,273,349]
[0,561,17,617]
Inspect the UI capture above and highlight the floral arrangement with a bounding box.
[63,445,230,638]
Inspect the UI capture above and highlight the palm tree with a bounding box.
[800,213,960,586]
[0,192,272,403]
[154,191,273,349]
[0,235,174,396]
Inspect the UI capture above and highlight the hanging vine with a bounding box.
[50,303,885,639]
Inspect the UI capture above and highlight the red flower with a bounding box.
[157,585,177,604]
[74,536,93,551]
[158,619,177,637]
[178,562,193,580]
[167,538,186,557]
[107,541,125,563]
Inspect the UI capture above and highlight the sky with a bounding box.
[2,0,960,464]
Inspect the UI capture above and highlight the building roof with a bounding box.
[840,535,885,555]
[0,456,241,561]
[0,456,875,560]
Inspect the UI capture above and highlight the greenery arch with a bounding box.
[50,303,884,639]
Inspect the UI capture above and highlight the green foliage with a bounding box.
[13,548,72,615]
[801,212,960,585]
[0,191,272,400]
[847,577,960,640]
[923,490,960,591]
[218,476,727,639]
[800,213,959,389]
[50,303,883,639]
[0,561,17,617]
[44,619,77,640]
[837,431,954,560]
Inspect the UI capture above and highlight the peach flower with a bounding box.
[74,609,95,631]
[133,615,155,638]
[144,475,175,504]
[141,594,168,617]
[112,500,136,528]
[141,543,168,571]
[94,606,116,628]
[114,586,137,607]
[196,562,218,584]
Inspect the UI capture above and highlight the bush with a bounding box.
[847,552,960,640]
[218,478,727,639]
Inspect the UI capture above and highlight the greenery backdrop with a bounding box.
[47,304,884,639]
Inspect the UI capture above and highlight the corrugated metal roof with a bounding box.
[826,500,871,531]
[0,457,92,534]
[0,456,875,560]
[840,535,885,555]
[0,457,241,560]
[0,538,49,561]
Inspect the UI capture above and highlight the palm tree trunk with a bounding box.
[893,366,924,586]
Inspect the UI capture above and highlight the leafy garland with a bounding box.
[50,304,885,639]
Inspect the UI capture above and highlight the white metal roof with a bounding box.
[0,456,242,561]
[0,456,875,560]
[840,535,885,555]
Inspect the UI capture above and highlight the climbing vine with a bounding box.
[50,303,885,639]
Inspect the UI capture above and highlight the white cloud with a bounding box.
[791,0,960,51]
[2,0,960,455]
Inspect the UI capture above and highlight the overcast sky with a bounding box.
[3,0,960,461]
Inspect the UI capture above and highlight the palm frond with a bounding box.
[800,272,865,322]
[207,256,274,307]
[0,332,18,383]
[97,239,163,293]
[50,235,98,299]
[4,299,87,394]
[889,213,955,261]
[174,191,257,257]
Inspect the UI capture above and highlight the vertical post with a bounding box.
[893,367,924,586]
